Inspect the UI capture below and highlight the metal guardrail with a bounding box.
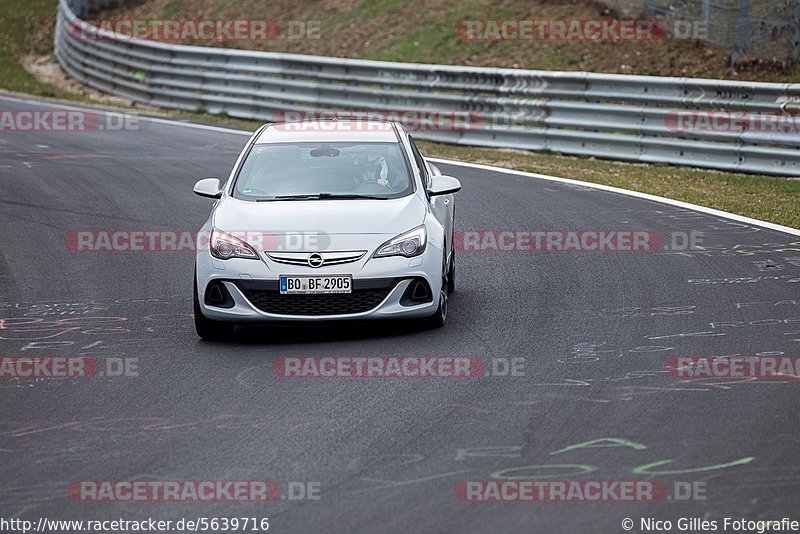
[54,0,800,176]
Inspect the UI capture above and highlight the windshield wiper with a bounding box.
[255,194,323,201]
[314,194,388,200]
[267,194,322,200]
[261,193,388,201]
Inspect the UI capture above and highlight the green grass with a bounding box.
[346,0,410,20]
[367,0,515,64]
[161,1,181,19]
[0,0,68,96]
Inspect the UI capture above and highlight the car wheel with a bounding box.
[194,273,234,341]
[424,262,448,328]
[425,287,447,328]
[447,249,455,294]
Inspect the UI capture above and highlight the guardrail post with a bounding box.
[700,0,711,43]
[732,0,750,66]
[792,0,800,64]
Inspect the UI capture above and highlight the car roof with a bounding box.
[255,119,401,144]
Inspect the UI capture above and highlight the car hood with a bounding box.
[212,194,427,237]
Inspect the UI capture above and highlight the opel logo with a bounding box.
[307,253,324,268]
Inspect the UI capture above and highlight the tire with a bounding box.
[447,249,456,294]
[424,259,448,328]
[194,274,234,341]
[424,287,447,328]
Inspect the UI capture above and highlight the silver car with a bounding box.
[192,119,461,340]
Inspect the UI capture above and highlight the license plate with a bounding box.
[279,275,352,295]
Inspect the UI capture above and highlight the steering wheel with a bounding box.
[377,179,395,193]
[353,180,393,194]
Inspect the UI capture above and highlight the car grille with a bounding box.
[266,251,366,267]
[235,281,396,316]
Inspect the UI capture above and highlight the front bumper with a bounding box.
[195,242,443,322]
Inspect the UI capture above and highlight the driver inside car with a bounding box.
[355,155,391,188]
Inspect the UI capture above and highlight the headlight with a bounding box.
[373,226,427,258]
[209,228,258,260]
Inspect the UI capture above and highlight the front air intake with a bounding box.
[400,278,433,306]
[412,280,430,300]
[204,281,234,308]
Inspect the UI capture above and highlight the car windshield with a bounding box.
[233,142,413,200]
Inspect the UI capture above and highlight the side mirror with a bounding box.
[427,175,461,196]
[193,178,222,199]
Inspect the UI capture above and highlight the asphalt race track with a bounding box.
[2,95,800,533]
